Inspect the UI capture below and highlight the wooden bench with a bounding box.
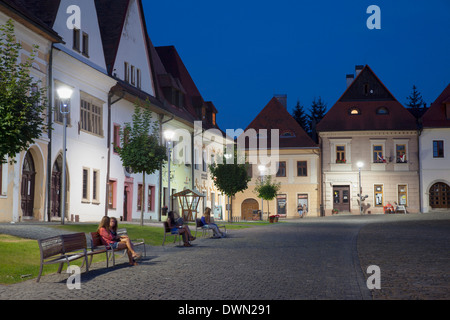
[89,228,146,267]
[37,232,89,282]
[162,221,182,246]
[396,205,407,214]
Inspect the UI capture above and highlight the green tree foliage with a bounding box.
[253,175,281,217]
[0,19,48,164]
[406,85,426,109]
[209,151,251,221]
[292,100,310,135]
[116,103,167,225]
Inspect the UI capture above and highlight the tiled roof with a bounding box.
[317,65,417,132]
[244,97,318,149]
[422,83,450,128]
[1,0,62,41]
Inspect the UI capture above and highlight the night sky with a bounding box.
[143,0,450,131]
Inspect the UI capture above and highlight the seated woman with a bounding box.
[201,207,225,238]
[167,211,196,247]
[97,216,141,265]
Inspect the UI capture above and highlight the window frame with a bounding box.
[297,161,308,177]
[433,140,444,158]
[276,161,286,177]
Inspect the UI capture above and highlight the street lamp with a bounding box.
[164,130,175,212]
[258,165,266,221]
[357,161,364,215]
[57,86,73,225]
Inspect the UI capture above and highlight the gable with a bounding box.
[52,0,106,71]
[339,65,395,101]
[112,0,155,96]
[317,65,417,132]
[245,97,317,149]
[422,83,450,128]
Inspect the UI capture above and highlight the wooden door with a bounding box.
[51,161,61,218]
[429,183,450,208]
[21,153,35,218]
[241,199,259,220]
[333,185,350,212]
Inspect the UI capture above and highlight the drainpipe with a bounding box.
[105,90,124,216]
[159,113,174,221]
[417,120,423,213]
[46,45,55,222]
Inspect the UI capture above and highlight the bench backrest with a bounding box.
[90,231,103,248]
[117,228,127,236]
[62,232,87,253]
[163,221,171,233]
[38,236,64,259]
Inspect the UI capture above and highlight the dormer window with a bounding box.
[280,130,295,138]
[82,32,89,57]
[349,107,361,115]
[376,106,389,115]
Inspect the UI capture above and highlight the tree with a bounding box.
[209,151,251,222]
[253,175,281,220]
[406,85,426,109]
[292,100,310,135]
[116,103,167,226]
[307,97,327,141]
[0,19,48,164]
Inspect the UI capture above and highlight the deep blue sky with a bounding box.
[143,0,450,131]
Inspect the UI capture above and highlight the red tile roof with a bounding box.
[422,83,450,128]
[244,97,318,149]
[317,65,417,132]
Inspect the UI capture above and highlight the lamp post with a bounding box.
[57,86,73,225]
[357,161,364,215]
[164,130,174,213]
[258,165,266,221]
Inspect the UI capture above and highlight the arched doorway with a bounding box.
[51,157,62,218]
[21,152,35,219]
[429,182,450,209]
[241,198,259,221]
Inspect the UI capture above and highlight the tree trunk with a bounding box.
[141,171,145,226]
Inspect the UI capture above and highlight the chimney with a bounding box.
[274,94,287,108]
[355,65,364,77]
[346,74,354,88]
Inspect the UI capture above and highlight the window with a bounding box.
[277,194,287,215]
[113,124,120,153]
[398,185,407,206]
[349,107,360,115]
[136,69,141,89]
[246,163,253,178]
[276,161,286,177]
[336,145,346,163]
[433,140,444,158]
[131,65,135,85]
[124,62,130,83]
[82,32,89,57]
[148,186,155,211]
[281,130,295,137]
[202,150,207,172]
[93,170,99,203]
[364,83,370,95]
[108,180,116,209]
[82,168,89,201]
[137,184,143,211]
[297,161,307,176]
[373,145,384,162]
[396,144,407,163]
[297,194,308,214]
[73,28,80,51]
[376,107,389,115]
[80,93,103,136]
[374,185,383,207]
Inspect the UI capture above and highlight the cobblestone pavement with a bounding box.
[0,212,448,300]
